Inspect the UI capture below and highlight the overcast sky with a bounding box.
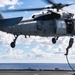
[0,0,75,63]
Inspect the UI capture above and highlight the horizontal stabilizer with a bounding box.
[0,17,23,27]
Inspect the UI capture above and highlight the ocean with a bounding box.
[0,63,75,70]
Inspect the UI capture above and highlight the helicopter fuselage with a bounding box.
[0,18,75,37]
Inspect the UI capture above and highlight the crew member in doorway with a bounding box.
[64,38,74,55]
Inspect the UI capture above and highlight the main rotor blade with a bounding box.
[42,0,56,5]
[1,7,48,13]
[65,3,75,6]
[61,3,75,8]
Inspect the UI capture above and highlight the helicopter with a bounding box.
[0,0,75,48]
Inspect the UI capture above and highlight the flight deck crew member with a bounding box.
[65,38,74,55]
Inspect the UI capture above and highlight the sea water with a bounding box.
[0,63,75,70]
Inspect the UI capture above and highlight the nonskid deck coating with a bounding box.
[0,70,74,75]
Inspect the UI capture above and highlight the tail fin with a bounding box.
[0,12,4,19]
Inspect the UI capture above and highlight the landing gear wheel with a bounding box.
[10,35,18,48]
[52,38,56,44]
[10,42,15,48]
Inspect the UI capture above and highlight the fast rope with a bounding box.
[65,55,75,71]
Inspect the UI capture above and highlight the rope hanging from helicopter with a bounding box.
[65,55,75,71]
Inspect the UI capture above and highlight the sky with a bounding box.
[0,0,75,63]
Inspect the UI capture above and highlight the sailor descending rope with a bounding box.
[64,38,74,55]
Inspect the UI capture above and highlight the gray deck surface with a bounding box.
[0,70,74,75]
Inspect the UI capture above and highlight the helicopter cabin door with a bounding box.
[55,19,66,35]
[65,19,74,34]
